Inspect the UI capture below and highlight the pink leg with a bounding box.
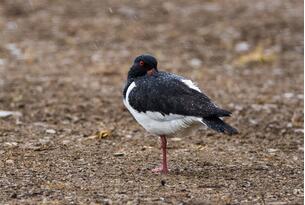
[152,135,169,174]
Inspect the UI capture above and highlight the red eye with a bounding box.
[139,61,144,66]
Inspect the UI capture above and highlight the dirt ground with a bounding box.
[0,0,303,204]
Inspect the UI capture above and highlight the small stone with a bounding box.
[6,159,14,164]
[235,42,250,52]
[0,110,22,118]
[118,6,136,18]
[46,129,56,134]
[10,192,17,198]
[0,58,5,66]
[189,58,202,68]
[126,201,133,205]
[287,123,293,128]
[291,112,303,127]
[249,119,258,125]
[102,199,112,205]
[161,180,166,186]
[5,43,23,59]
[6,21,17,30]
[113,152,125,157]
[283,93,294,98]
[297,94,303,99]
[267,148,277,153]
[293,188,302,195]
[294,129,304,133]
[33,122,48,127]
[171,137,182,141]
[141,146,152,151]
[4,142,18,148]
[62,140,70,145]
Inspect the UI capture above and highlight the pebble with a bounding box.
[5,43,23,59]
[6,21,17,30]
[249,119,258,125]
[141,146,152,151]
[293,188,302,195]
[62,140,70,145]
[39,137,51,145]
[33,122,48,127]
[161,180,166,186]
[251,104,277,112]
[6,159,14,164]
[267,148,277,153]
[283,93,294,98]
[189,58,202,68]
[10,193,17,199]
[45,129,56,134]
[235,42,250,52]
[0,110,21,118]
[294,129,304,133]
[0,58,5,66]
[4,142,18,148]
[102,199,112,205]
[171,137,182,141]
[118,6,136,18]
[297,94,303,99]
[113,152,125,157]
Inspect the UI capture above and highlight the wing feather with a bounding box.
[128,72,231,118]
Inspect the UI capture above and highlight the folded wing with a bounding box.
[128,73,231,118]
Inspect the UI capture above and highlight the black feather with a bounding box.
[202,116,238,135]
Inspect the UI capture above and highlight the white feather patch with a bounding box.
[181,79,201,92]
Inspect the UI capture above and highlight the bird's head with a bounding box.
[128,54,158,79]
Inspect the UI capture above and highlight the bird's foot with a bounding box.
[152,166,169,174]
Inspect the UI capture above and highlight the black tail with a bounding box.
[201,116,238,135]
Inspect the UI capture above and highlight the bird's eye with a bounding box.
[139,61,144,66]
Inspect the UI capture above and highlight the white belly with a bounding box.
[123,82,203,136]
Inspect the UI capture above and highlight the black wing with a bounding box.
[128,72,231,118]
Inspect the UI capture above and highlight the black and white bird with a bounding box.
[123,54,238,174]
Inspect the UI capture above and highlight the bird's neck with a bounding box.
[128,68,158,79]
[127,70,137,81]
[147,68,157,76]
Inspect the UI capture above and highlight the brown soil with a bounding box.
[0,0,303,204]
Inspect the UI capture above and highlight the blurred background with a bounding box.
[0,0,303,204]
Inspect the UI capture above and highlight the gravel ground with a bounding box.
[0,0,303,204]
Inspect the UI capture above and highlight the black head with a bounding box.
[128,54,158,79]
[134,54,158,70]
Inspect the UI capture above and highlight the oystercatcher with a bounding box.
[123,54,238,174]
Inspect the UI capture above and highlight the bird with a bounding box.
[123,54,238,174]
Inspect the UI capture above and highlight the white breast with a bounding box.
[123,82,202,136]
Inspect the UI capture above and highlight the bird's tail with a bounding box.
[201,116,238,135]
